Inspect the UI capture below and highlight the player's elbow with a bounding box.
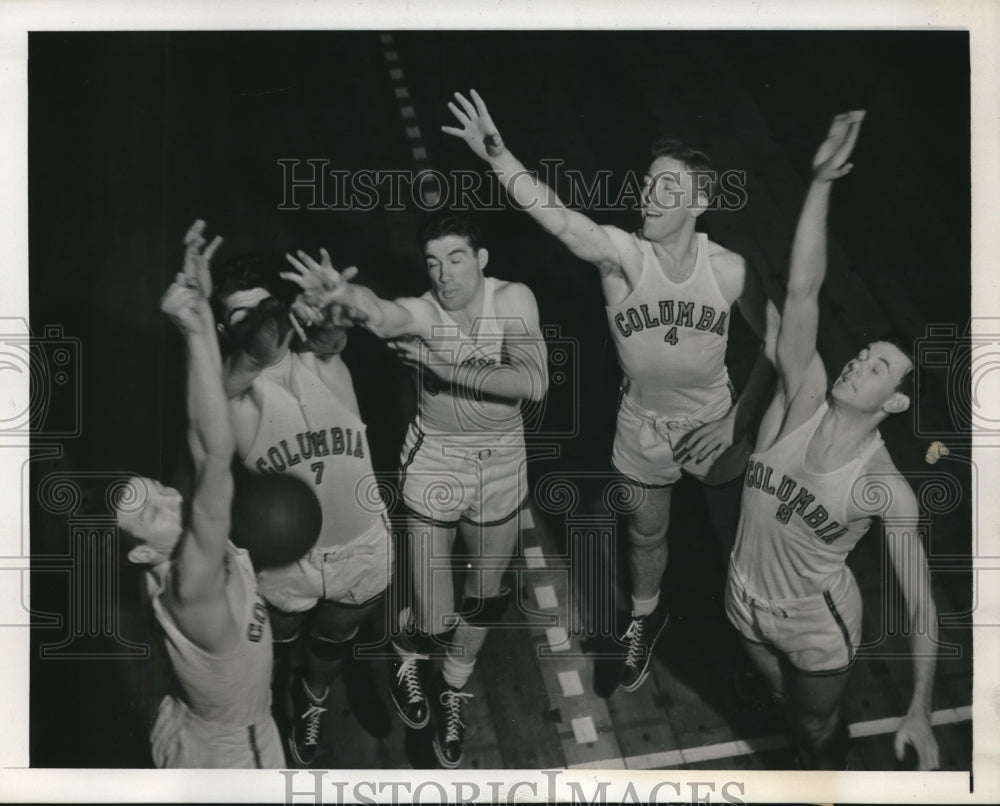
[785,280,820,303]
[534,205,569,238]
[774,343,801,380]
[201,428,236,462]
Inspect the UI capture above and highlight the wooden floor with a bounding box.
[27,30,972,773]
[305,482,972,771]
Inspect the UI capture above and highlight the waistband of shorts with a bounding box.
[728,557,843,616]
[309,512,390,563]
[620,386,733,430]
[414,427,526,456]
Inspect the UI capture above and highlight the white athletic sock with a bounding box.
[441,655,475,689]
[631,591,660,618]
[398,607,413,633]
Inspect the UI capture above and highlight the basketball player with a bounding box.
[725,112,938,770]
[212,250,392,767]
[443,90,777,692]
[116,221,285,768]
[281,215,548,768]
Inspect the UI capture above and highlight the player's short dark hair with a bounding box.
[649,138,718,203]
[210,252,300,323]
[876,332,914,399]
[419,214,483,253]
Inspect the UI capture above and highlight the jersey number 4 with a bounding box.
[663,327,678,346]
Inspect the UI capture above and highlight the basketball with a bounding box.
[231,472,323,568]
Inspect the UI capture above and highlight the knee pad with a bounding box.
[458,591,511,628]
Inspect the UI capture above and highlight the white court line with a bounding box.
[570,756,628,770]
[524,546,546,568]
[545,627,570,652]
[571,716,598,744]
[534,584,558,609]
[558,670,584,697]
[849,704,973,738]
[568,705,972,770]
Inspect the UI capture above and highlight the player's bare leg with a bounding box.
[621,484,673,692]
[431,518,518,768]
[739,637,786,701]
[390,517,456,730]
[788,667,854,769]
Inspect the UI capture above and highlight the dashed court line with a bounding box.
[377,31,437,204]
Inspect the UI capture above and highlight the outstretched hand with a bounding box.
[894,710,940,771]
[441,89,507,161]
[812,110,866,182]
[183,219,223,299]
[281,248,362,328]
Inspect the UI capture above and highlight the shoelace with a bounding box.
[623,617,645,670]
[301,704,327,746]
[396,655,429,705]
[439,689,473,743]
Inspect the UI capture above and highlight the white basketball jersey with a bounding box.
[606,233,731,414]
[416,277,523,438]
[149,544,272,728]
[731,403,885,599]
[240,352,383,548]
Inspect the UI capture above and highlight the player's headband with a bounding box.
[223,288,273,322]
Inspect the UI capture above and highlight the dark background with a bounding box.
[27,31,971,767]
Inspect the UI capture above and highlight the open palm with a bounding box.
[442,89,506,160]
[812,111,866,182]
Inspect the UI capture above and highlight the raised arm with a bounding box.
[777,111,865,401]
[158,228,237,651]
[733,263,781,433]
[282,248,430,340]
[879,474,939,770]
[443,90,623,275]
[181,220,224,385]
